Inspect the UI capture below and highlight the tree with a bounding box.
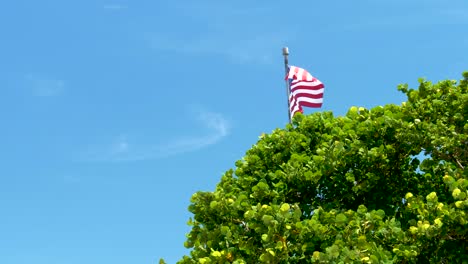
[178,73,468,263]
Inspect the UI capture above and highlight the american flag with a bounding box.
[286,66,324,117]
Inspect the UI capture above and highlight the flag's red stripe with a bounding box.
[291,82,324,90]
[289,95,301,112]
[291,92,324,99]
[290,87,324,94]
[291,84,324,91]
[290,103,303,116]
[300,102,322,108]
[289,97,323,105]
[290,80,323,86]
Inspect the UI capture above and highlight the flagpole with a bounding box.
[282,47,291,124]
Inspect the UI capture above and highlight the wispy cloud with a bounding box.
[80,108,231,162]
[172,2,273,21]
[146,3,292,64]
[149,33,289,65]
[158,109,230,156]
[25,74,65,97]
[109,135,131,155]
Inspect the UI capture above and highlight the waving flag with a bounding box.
[286,66,324,117]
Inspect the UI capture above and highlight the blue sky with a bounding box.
[0,0,467,263]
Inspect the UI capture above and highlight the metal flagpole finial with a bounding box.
[282,47,289,68]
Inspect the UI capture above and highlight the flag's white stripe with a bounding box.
[289,94,296,105]
[291,80,323,89]
[290,94,315,115]
[289,95,299,112]
[287,66,299,79]
[290,99,301,114]
[291,106,301,116]
[288,66,315,81]
[300,67,313,81]
[297,68,305,80]
[290,88,325,96]
[289,92,324,103]
[287,67,294,79]
[295,96,323,104]
[291,104,300,112]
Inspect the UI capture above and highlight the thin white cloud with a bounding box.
[145,2,291,64]
[80,109,231,162]
[149,33,289,65]
[158,110,230,156]
[25,74,65,97]
[110,135,130,155]
[172,2,273,20]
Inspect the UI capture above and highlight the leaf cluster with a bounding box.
[178,73,468,263]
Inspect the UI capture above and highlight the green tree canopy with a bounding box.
[178,73,467,263]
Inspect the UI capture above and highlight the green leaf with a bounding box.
[178,73,468,263]
[280,203,290,212]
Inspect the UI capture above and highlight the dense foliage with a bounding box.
[178,73,467,263]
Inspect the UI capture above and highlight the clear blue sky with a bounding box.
[0,0,467,263]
